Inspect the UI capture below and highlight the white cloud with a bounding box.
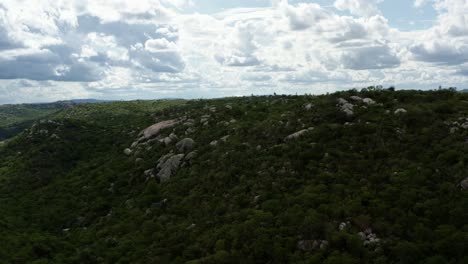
[0,0,467,103]
[334,0,383,17]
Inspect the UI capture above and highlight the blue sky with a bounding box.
[0,0,467,103]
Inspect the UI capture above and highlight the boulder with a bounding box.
[124,148,132,156]
[141,120,179,139]
[284,127,314,141]
[176,138,195,152]
[461,177,468,190]
[363,98,376,105]
[337,98,354,116]
[304,103,313,111]
[394,108,407,115]
[225,104,233,110]
[156,154,184,182]
[350,96,363,102]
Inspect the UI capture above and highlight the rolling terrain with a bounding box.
[0,89,467,263]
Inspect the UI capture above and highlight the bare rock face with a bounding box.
[176,138,195,152]
[156,154,184,182]
[141,120,179,139]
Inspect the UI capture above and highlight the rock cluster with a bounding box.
[337,98,354,116]
[358,228,380,246]
[460,177,468,190]
[297,239,329,252]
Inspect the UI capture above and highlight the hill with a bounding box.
[0,90,467,263]
[0,102,74,140]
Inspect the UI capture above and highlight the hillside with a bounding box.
[0,102,72,140]
[0,89,467,264]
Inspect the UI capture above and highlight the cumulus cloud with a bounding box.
[0,0,467,103]
[334,0,383,17]
[340,44,401,70]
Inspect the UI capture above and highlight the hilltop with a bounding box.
[0,89,467,263]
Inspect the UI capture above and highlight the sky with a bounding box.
[0,0,467,104]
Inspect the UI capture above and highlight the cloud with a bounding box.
[279,1,329,30]
[334,0,383,17]
[340,44,401,70]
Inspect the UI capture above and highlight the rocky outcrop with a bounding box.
[297,240,329,252]
[156,153,184,182]
[176,138,195,152]
[337,98,354,116]
[141,120,179,139]
[284,127,314,141]
[358,228,380,246]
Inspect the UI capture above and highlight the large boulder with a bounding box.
[176,138,195,152]
[141,120,179,139]
[284,128,314,141]
[156,154,184,182]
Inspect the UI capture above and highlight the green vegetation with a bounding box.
[0,103,70,140]
[0,90,467,263]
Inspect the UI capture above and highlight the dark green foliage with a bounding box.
[0,91,467,263]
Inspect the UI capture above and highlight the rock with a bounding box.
[304,103,313,111]
[135,158,144,163]
[156,154,184,182]
[141,120,179,139]
[460,177,468,190]
[394,108,407,114]
[339,222,347,231]
[337,98,354,116]
[210,140,218,146]
[169,133,178,141]
[209,107,216,112]
[131,141,138,148]
[461,122,468,129]
[337,98,349,105]
[124,148,132,156]
[220,135,230,142]
[185,151,198,161]
[144,169,155,179]
[225,104,233,110]
[162,137,172,146]
[284,127,314,141]
[297,240,316,252]
[350,96,363,102]
[363,98,376,105]
[176,138,195,152]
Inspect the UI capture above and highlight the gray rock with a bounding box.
[220,135,230,142]
[394,108,407,114]
[210,140,218,146]
[185,151,198,161]
[363,98,376,105]
[304,103,313,111]
[176,138,195,152]
[461,177,468,190]
[284,127,314,141]
[141,120,179,139]
[124,148,132,156]
[225,104,233,110]
[156,154,184,182]
[350,96,363,102]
